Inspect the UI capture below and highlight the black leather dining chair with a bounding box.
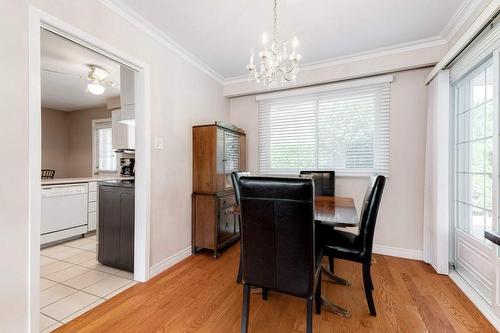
[238,177,322,333]
[231,171,250,283]
[318,174,386,316]
[300,171,336,272]
[299,171,335,196]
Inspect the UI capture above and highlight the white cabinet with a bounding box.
[112,109,135,150]
[88,181,98,232]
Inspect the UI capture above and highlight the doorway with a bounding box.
[451,49,500,317]
[29,7,151,332]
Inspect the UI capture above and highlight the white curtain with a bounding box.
[423,70,450,275]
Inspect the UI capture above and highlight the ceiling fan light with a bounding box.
[87,82,105,95]
[91,66,108,81]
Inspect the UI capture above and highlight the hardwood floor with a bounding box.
[55,244,495,332]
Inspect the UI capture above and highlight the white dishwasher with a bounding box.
[41,183,89,245]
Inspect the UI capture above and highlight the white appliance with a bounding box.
[41,183,88,245]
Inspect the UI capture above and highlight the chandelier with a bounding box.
[246,0,302,87]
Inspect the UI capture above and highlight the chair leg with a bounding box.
[262,289,268,300]
[306,299,313,333]
[362,264,376,316]
[237,248,242,283]
[315,274,322,315]
[241,284,251,333]
[328,256,334,274]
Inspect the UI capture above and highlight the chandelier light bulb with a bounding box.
[262,32,268,45]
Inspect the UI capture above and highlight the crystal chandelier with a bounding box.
[246,0,302,87]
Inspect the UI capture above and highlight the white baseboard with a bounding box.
[449,270,500,331]
[372,244,423,260]
[149,246,192,278]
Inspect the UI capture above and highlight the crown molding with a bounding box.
[98,0,224,84]
[223,36,448,85]
[440,0,483,41]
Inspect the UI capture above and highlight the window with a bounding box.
[454,59,494,243]
[93,120,117,173]
[258,78,391,176]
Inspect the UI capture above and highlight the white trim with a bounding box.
[372,244,423,261]
[450,270,500,330]
[29,5,152,332]
[149,246,192,278]
[255,75,394,101]
[425,0,500,84]
[224,37,446,85]
[98,0,223,83]
[440,0,483,41]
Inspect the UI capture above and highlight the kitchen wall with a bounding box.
[41,107,69,178]
[41,106,111,178]
[230,67,431,257]
[0,0,228,331]
[67,106,111,177]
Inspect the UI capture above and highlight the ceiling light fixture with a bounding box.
[86,65,110,95]
[87,81,105,95]
[246,0,302,87]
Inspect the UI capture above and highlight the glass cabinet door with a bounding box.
[224,131,241,188]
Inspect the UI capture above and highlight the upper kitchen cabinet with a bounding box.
[111,67,135,150]
[192,122,246,193]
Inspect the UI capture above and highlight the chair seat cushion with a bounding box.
[320,228,366,262]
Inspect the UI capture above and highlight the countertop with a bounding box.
[99,180,135,188]
[42,175,134,186]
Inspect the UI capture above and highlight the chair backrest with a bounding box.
[41,169,55,179]
[358,174,386,259]
[238,176,316,298]
[299,171,335,196]
[231,171,251,206]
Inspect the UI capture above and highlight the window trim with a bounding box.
[91,118,117,174]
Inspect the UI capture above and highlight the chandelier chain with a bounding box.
[273,0,278,42]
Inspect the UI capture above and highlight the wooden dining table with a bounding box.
[315,196,358,227]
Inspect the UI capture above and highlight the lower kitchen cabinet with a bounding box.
[98,182,135,272]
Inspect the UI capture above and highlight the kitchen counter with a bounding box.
[99,180,135,188]
[42,175,134,186]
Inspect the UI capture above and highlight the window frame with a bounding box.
[91,118,117,174]
[452,57,494,245]
[257,79,391,177]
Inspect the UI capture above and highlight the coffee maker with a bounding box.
[120,157,135,176]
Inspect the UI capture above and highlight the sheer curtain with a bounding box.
[423,70,450,275]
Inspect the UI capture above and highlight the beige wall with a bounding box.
[230,67,430,255]
[41,106,111,178]
[41,108,69,178]
[0,1,228,331]
[67,106,111,177]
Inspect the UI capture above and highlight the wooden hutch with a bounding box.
[192,122,246,257]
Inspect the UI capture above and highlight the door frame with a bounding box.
[28,6,151,332]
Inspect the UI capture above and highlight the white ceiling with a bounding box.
[41,29,121,111]
[118,0,466,79]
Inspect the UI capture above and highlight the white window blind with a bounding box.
[258,80,391,176]
[94,121,116,172]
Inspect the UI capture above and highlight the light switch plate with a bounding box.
[154,137,165,150]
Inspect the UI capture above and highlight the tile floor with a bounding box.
[40,234,137,332]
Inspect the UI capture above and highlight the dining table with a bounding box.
[314,195,358,318]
